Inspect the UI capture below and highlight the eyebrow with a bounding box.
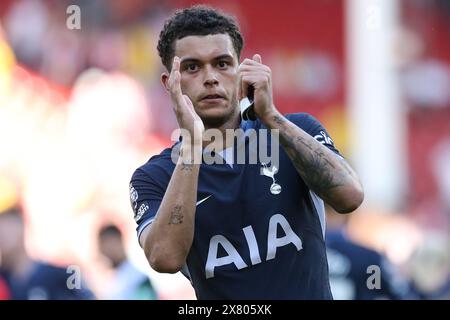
[180,54,234,64]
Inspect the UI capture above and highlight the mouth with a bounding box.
[201,94,225,101]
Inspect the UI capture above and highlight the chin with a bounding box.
[195,98,239,127]
[199,109,234,127]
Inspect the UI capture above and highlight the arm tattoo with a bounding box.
[274,115,284,125]
[274,115,348,200]
[181,163,194,172]
[168,205,183,225]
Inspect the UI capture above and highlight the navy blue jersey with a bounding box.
[130,113,340,299]
[326,229,417,300]
[0,261,95,300]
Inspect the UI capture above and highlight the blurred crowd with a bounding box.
[0,0,449,299]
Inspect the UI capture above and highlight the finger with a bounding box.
[238,65,248,100]
[171,56,181,75]
[241,73,249,100]
[240,70,270,88]
[237,71,243,100]
[182,95,195,117]
[242,79,248,101]
[253,54,262,64]
[239,62,271,74]
[170,56,183,105]
[241,58,260,67]
[183,95,195,113]
[238,63,247,100]
[170,56,181,89]
[241,74,259,100]
[183,95,203,129]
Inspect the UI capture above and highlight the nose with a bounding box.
[203,65,219,87]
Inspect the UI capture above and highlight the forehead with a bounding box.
[174,34,237,61]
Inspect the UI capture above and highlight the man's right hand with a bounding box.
[142,57,204,273]
[168,56,205,148]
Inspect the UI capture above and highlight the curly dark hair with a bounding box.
[157,5,244,71]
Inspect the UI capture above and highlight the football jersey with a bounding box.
[326,229,417,300]
[0,261,95,300]
[130,113,340,299]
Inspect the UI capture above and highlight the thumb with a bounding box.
[253,54,262,64]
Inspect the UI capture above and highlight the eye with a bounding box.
[217,61,228,69]
[186,63,198,72]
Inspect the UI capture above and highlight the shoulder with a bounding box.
[131,145,178,183]
[284,112,324,130]
[34,261,64,273]
[327,230,381,262]
[257,112,326,134]
[284,112,339,154]
[30,262,70,283]
[246,113,322,132]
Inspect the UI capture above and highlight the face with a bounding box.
[99,234,122,262]
[0,214,24,259]
[166,34,240,127]
[99,235,124,266]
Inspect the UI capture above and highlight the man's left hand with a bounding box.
[238,54,278,122]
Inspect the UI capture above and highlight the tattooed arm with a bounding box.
[263,111,364,213]
[140,145,202,273]
[140,56,206,273]
[239,54,363,213]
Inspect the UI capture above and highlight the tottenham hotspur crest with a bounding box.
[261,163,282,195]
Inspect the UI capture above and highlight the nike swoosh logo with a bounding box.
[196,195,212,206]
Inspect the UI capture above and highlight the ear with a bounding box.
[161,73,170,92]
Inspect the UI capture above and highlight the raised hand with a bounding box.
[168,56,205,147]
[238,54,277,122]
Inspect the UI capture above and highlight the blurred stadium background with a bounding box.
[0,0,449,299]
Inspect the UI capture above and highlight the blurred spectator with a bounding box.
[3,0,48,70]
[98,223,157,300]
[0,207,95,299]
[409,233,450,299]
[326,207,417,299]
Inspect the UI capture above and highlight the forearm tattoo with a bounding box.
[181,163,194,172]
[168,205,184,225]
[274,115,348,199]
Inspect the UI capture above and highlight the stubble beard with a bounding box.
[199,96,240,130]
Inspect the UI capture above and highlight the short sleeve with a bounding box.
[285,113,342,157]
[129,165,168,240]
